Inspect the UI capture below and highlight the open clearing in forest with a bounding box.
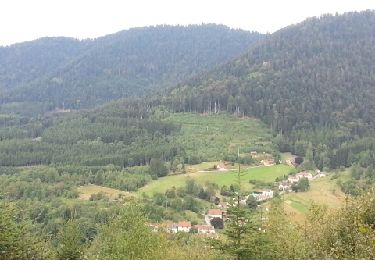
[77,184,130,201]
[137,112,289,196]
[164,113,273,161]
[138,164,294,196]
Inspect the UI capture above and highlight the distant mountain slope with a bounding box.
[164,11,375,135]
[0,37,88,89]
[0,24,262,108]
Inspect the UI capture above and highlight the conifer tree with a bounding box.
[56,220,84,260]
[212,148,257,259]
[0,203,51,259]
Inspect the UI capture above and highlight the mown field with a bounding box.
[138,164,294,196]
[77,184,131,201]
[283,172,349,222]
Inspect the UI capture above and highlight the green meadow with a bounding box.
[283,172,349,222]
[138,164,294,196]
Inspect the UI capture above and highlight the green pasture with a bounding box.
[283,171,349,222]
[138,164,293,196]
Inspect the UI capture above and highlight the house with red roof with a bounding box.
[207,209,223,220]
[177,221,191,232]
[194,225,215,234]
[167,223,178,233]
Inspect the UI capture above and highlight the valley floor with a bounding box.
[137,164,293,196]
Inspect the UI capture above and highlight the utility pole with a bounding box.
[236,146,241,260]
[164,200,168,210]
[237,146,241,196]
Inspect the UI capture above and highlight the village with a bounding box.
[148,208,223,235]
[278,169,326,192]
[148,162,327,236]
[149,152,332,236]
[151,149,328,235]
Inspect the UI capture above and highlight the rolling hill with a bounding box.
[0,24,262,109]
[164,12,375,132]
[161,11,375,170]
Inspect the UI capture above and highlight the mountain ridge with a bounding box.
[0,24,262,109]
[162,11,375,132]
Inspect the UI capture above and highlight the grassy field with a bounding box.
[165,113,273,161]
[283,173,349,222]
[138,164,294,196]
[77,184,131,201]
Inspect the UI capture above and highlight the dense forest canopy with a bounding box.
[159,11,375,170]
[1,12,373,173]
[164,12,375,132]
[0,24,262,109]
[0,101,272,170]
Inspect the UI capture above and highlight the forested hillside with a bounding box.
[0,24,261,109]
[0,101,272,169]
[161,11,375,170]
[1,11,375,259]
[0,37,88,90]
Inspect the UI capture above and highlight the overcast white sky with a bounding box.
[0,0,374,46]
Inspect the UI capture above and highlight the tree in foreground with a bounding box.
[263,198,307,259]
[262,189,375,259]
[0,203,52,260]
[56,220,85,260]
[305,189,375,259]
[211,154,270,259]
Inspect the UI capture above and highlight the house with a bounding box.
[194,225,216,234]
[177,221,191,232]
[288,175,300,184]
[278,180,290,191]
[239,196,248,205]
[312,172,326,179]
[251,190,274,201]
[262,61,271,68]
[250,151,257,156]
[261,159,275,166]
[207,209,223,219]
[296,171,313,180]
[218,202,229,209]
[167,223,178,233]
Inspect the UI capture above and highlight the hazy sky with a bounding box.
[0,0,374,46]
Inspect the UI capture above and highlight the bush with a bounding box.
[149,158,168,178]
[210,217,224,229]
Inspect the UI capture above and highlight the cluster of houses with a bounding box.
[251,190,274,201]
[167,221,194,233]
[278,170,326,192]
[148,168,328,236]
[166,221,216,234]
[238,190,274,204]
[237,171,328,204]
[149,208,224,235]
